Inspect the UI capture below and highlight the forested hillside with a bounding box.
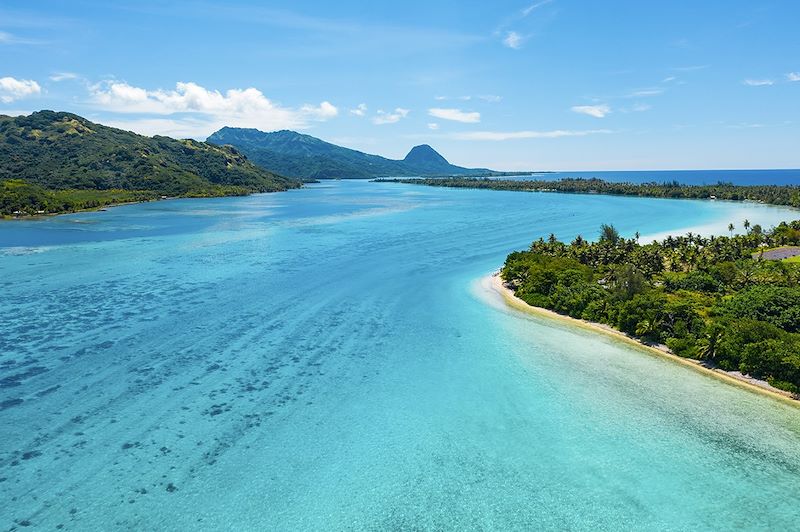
[0,111,300,215]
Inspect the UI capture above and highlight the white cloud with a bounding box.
[50,72,79,82]
[522,0,553,16]
[350,103,368,116]
[87,80,338,137]
[743,79,774,86]
[626,88,664,97]
[103,117,214,139]
[618,103,652,114]
[571,104,611,118]
[786,72,800,82]
[372,108,409,125]
[478,94,503,103]
[672,65,709,72]
[300,100,338,120]
[428,107,481,123]
[428,123,439,130]
[452,129,611,141]
[662,76,677,83]
[0,76,41,103]
[727,122,765,129]
[435,95,501,103]
[503,31,523,49]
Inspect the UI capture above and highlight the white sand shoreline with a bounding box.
[487,272,799,406]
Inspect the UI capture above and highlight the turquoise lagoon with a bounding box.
[1,180,800,530]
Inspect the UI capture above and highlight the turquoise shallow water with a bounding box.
[2,181,800,530]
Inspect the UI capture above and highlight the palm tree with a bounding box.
[635,318,661,340]
[599,223,620,245]
[697,326,724,361]
[728,223,735,237]
[743,219,750,233]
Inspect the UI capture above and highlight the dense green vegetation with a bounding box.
[0,111,300,216]
[380,177,800,208]
[207,127,507,180]
[502,221,800,394]
[0,179,247,216]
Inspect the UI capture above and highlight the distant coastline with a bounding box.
[487,273,799,405]
[377,177,800,210]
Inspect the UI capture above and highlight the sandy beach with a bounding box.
[487,272,799,406]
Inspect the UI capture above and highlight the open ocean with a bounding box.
[2,180,800,530]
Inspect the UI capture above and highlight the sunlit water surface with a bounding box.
[2,181,800,530]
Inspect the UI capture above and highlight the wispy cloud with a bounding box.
[571,104,611,118]
[0,30,45,45]
[428,107,481,123]
[372,108,409,125]
[742,78,774,86]
[626,88,664,98]
[670,38,691,49]
[786,72,800,82]
[522,0,554,17]
[452,129,611,141]
[435,94,502,103]
[49,72,78,82]
[672,65,709,72]
[727,122,765,129]
[617,103,652,114]
[497,0,555,50]
[503,31,523,49]
[0,76,41,103]
[112,4,482,59]
[478,94,503,103]
[428,123,439,130]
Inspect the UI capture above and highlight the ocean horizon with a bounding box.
[490,168,800,186]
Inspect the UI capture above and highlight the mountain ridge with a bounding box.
[206,127,494,180]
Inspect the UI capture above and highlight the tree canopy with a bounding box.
[501,220,800,394]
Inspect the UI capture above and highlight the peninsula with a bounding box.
[500,222,800,396]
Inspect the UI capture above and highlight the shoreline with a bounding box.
[487,273,799,406]
[0,187,303,221]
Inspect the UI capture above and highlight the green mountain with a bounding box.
[403,144,458,174]
[0,111,300,215]
[206,127,493,180]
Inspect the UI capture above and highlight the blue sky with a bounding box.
[1,0,798,170]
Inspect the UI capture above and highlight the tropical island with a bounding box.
[377,177,800,209]
[499,221,800,396]
[0,111,301,217]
